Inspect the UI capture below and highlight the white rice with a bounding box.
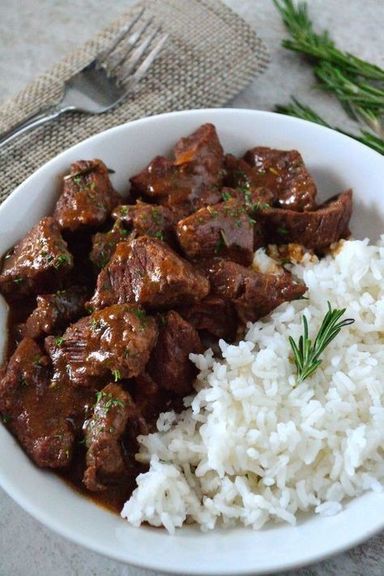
[121,238,384,534]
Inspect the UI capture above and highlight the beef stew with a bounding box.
[0,123,352,513]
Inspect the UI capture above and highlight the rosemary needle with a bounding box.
[289,301,354,385]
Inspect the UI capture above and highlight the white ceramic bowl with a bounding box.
[1,109,384,575]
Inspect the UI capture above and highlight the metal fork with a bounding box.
[0,10,167,150]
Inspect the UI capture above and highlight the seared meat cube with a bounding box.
[130,155,174,201]
[260,190,352,250]
[22,286,88,339]
[54,159,120,231]
[130,124,224,211]
[223,155,274,207]
[89,236,210,310]
[0,338,93,468]
[132,372,167,425]
[173,122,223,165]
[177,296,237,341]
[242,147,317,211]
[147,311,203,396]
[83,383,143,492]
[176,199,257,265]
[112,202,181,241]
[45,304,158,387]
[206,259,306,323]
[0,217,73,298]
[90,221,130,269]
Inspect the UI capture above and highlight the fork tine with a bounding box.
[112,27,160,78]
[119,33,168,89]
[125,16,154,49]
[109,17,155,73]
[97,7,145,65]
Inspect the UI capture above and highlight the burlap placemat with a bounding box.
[0,0,269,200]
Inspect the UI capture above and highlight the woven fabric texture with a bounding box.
[0,0,269,199]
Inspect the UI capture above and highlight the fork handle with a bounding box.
[0,104,74,150]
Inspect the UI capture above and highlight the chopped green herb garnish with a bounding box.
[91,317,103,331]
[33,355,43,366]
[153,230,165,241]
[222,190,232,201]
[54,336,64,347]
[215,232,225,254]
[237,184,252,206]
[1,414,11,424]
[118,206,129,216]
[207,207,219,218]
[277,227,289,236]
[289,301,354,385]
[13,277,24,285]
[95,390,125,412]
[54,253,70,269]
[151,208,163,224]
[133,308,147,325]
[112,369,121,382]
[252,201,271,211]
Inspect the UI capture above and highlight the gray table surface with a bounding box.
[0,0,383,574]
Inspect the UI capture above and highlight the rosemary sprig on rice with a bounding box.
[289,301,354,384]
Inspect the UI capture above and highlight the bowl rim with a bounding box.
[1,107,384,575]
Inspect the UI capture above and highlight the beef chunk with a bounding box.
[89,236,210,310]
[112,202,181,241]
[131,372,168,425]
[260,190,352,250]
[0,338,93,468]
[0,217,73,298]
[177,296,237,341]
[45,304,158,387]
[90,221,131,270]
[242,147,317,211]
[176,199,257,265]
[54,159,120,231]
[83,383,143,491]
[22,286,88,339]
[206,259,306,323]
[147,311,203,396]
[223,155,275,207]
[130,124,224,211]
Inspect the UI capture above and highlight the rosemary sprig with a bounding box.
[289,301,354,385]
[276,98,330,127]
[273,0,384,82]
[315,62,384,112]
[315,62,384,135]
[276,99,384,155]
[274,0,384,139]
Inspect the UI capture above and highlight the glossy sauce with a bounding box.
[4,297,141,515]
